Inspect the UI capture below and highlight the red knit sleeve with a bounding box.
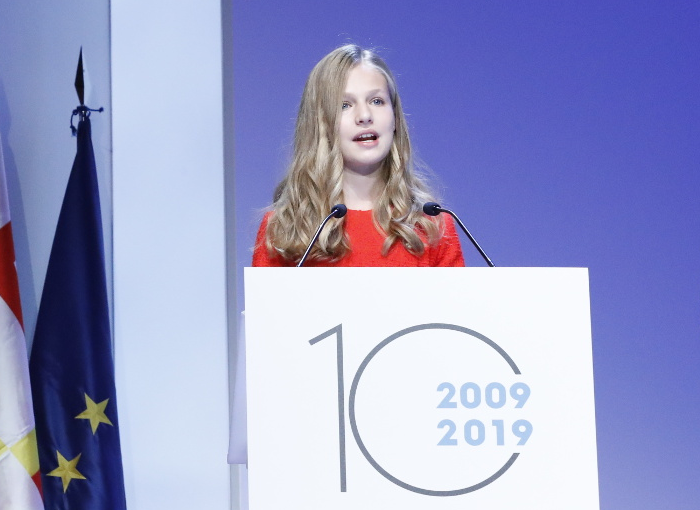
[252,212,288,267]
[431,215,466,267]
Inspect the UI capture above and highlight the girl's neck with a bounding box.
[342,167,383,211]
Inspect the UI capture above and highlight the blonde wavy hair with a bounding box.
[265,44,442,263]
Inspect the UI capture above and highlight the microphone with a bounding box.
[297,204,348,267]
[423,202,495,267]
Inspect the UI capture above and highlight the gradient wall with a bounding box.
[232,2,700,509]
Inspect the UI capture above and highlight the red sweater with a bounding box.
[252,209,465,267]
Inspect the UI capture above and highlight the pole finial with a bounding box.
[75,47,85,106]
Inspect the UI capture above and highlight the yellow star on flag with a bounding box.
[48,451,86,492]
[75,394,113,433]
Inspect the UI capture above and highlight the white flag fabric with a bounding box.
[0,135,43,509]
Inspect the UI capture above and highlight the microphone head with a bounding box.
[331,204,347,218]
[423,202,442,216]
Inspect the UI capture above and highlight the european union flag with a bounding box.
[29,116,127,509]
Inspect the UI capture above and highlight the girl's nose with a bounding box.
[356,104,372,124]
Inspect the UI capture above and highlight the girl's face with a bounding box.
[338,64,395,176]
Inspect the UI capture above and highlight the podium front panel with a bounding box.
[244,267,599,509]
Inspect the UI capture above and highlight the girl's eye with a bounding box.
[342,101,351,110]
[371,98,385,106]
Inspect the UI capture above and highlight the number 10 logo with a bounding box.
[309,323,532,497]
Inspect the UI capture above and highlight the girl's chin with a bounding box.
[342,163,384,176]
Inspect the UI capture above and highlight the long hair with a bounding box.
[265,44,442,263]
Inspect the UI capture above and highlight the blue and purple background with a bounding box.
[232,2,699,508]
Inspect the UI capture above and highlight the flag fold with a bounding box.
[0,134,43,509]
[30,117,127,509]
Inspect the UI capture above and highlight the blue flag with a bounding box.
[29,117,127,509]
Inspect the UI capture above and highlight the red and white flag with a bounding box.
[0,135,43,508]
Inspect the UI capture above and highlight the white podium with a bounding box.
[244,267,599,509]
